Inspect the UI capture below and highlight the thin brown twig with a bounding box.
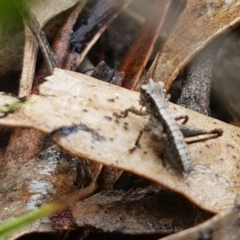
[52,1,87,68]
[119,0,170,90]
[64,0,131,71]
[177,40,222,116]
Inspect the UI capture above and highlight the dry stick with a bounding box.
[1,2,87,175]
[64,0,131,71]
[15,0,57,74]
[52,1,87,68]
[118,0,170,90]
[177,40,221,116]
[18,24,38,98]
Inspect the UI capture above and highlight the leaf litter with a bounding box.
[2,1,240,239]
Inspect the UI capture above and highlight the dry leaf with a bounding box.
[0,145,78,240]
[0,68,240,213]
[67,187,212,234]
[161,201,240,240]
[149,0,240,90]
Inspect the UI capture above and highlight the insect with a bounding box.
[117,79,223,174]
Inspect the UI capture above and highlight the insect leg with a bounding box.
[180,125,223,144]
[129,130,143,153]
[174,114,189,124]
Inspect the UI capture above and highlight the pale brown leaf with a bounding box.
[0,68,239,213]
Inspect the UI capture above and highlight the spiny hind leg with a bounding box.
[180,125,223,144]
[174,114,189,125]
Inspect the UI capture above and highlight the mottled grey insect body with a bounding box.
[140,79,192,173]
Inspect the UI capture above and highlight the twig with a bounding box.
[18,24,38,97]
[177,40,221,116]
[52,1,87,68]
[15,0,57,73]
[65,0,131,71]
[119,0,170,90]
